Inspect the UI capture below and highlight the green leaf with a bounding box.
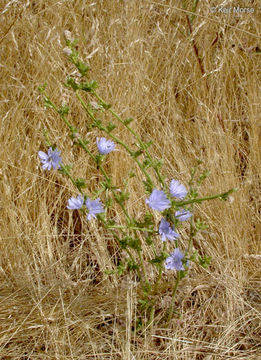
[195,218,208,230]
[101,178,112,189]
[198,255,212,268]
[144,213,154,225]
[119,237,141,251]
[42,128,52,147]
[116,262,125,275]
[153,159,163,170]
[78,138,89,146]
[77,61,89,76]
[38,82,47,93]
[149,252,168,267]
[75,178,87,189]
[58,164,73,175]
[96,213,105,221]
[188,189,198,198]
[118,191,129,202]
[65,77,79,90]
[127,261,138,271]
[107,219,115,226]
[101,102,111,110]
[142,157,151,168]
[104,269,115,275]
[106,122,117,133]
[128,170,136,178]
[92,119,103,130]
[135,212,154,229]
[144,140,153,148]
[105,196,113,207]
[80,80,98,92]
[145,235,153,245]
[143,179,153,194]
[197,169,210,185]
[190,251,198,262]
[179,270,187,279]
[58,105,69,115]
[119,238,128,249]
[128,238,141,251]
[43,97,53,109]
[123,118,134,125]
[132,149,144,158]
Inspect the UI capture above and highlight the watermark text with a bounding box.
[210,6,254,14]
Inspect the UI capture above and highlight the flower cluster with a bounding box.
[145,189,170,211]
[96,137,115,155]
[38,138,114,220]
[159,218,179,241]
[67,195,104,221]
[146,180,192,271]
[39,143,191,270]
[38,39,237,325]
[39,138,115,171]
[169,179,187,199]
[38,147,62,170]
[165,248,186,271]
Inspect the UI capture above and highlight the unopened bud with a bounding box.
[90,101,101,110]
[63,47,72,56]
[64,30,73,42]
[72,132,80,140]
[228,196,234,204]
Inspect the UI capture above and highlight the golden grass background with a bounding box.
[0,0,260,358]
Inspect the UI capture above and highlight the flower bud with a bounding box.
[228,196,234,204]
[64,30,73,41]
[63,47,72,56]
[90,101,101,110]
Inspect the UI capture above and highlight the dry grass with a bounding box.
[0,0,261,359]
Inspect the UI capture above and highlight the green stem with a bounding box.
[138,250,149,285]
[42,92,132,223]
[109,229,143,281]
[186,203,195,255]
[174,188,236,207]
[166,271,181,325]
[92,90,166,190]
[76,91,156,190]
[41,94,153,289]
[59,164,84,195]
[106,225,156,233]
[148,303,155,331]
[77,136,131,222]
[58,161,145,284]
[148,242,167,328]
[153,242,166,295]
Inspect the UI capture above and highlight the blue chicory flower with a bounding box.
[165,248,185,271]
[175,209,192,221]
[67,195,84,210]
[85,197,104,220]
[145,189,171,211]
[38,147,62,170]
[96,137,115,155]
[169,179,187,199]
[159,218,179,241]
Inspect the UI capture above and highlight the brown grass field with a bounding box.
[0,0,261,359]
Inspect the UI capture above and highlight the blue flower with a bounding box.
[145,189,171,211]
[170,179,187,199]
[38,147,62,170]
[67,195,84,210]
[175,209,192,221]
[165,248,185,271]
[85,197,104,220]
[96,137,115,155]
[159,218,179,241]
